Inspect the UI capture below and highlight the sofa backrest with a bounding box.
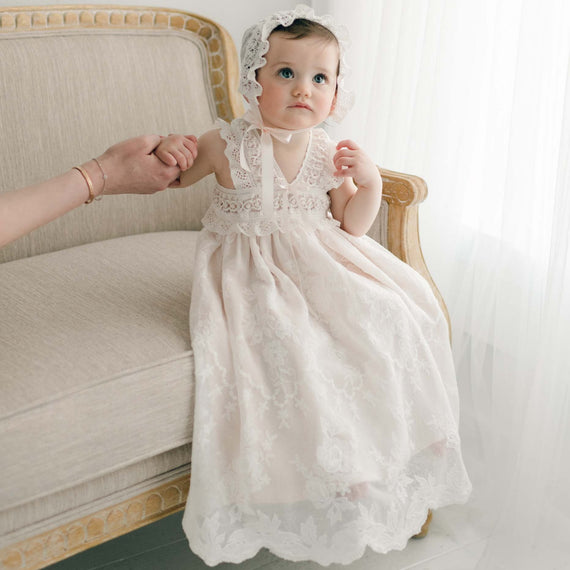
[0,7,243,263]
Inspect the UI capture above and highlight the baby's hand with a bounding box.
[333,140,381,190]
[155,134,198,171]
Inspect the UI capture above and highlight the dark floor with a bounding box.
[46,511,202,570]
[46,505,487,570]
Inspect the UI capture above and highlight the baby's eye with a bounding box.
[314,73,328,84]
[278,68,294,79]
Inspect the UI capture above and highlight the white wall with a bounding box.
[0,0,299,51]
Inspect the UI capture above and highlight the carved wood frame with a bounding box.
[1,474,191,570]
[0,4,243,122]
[379,167,451,329]
[0,5,449,569]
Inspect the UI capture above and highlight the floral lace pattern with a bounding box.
[201,118,342,236]
[184,118,472,566]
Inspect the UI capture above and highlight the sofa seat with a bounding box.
[0,231,199,545]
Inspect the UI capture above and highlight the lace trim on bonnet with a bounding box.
[239,3,354,124]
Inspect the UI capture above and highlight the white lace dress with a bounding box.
[182,117,472,566]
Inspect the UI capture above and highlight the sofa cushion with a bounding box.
[0,231,198,535]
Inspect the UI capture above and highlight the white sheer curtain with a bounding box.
[314,0,570,567]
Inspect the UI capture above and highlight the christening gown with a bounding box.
[182,117,472,566]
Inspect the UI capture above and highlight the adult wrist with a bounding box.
[79,159,105,199]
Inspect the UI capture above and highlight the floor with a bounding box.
[47,503,490,570]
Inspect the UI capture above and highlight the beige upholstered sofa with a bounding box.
[0,5,448,569]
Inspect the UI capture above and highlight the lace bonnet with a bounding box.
[239,3,353,124]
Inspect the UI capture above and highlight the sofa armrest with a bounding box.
[377,167,451,335]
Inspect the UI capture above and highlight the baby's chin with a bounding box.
[281,113,324,130]
[265,119,314,131]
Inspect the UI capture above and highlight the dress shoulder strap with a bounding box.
[216,118,261,192]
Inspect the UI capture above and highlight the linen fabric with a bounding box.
[182,118,472,565]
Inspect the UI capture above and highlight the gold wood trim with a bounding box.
[0,5,244,122]
[381,167,428,207]
[0,474,190,570]
[380,167,451,336]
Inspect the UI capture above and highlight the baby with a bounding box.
[155,17,382,237]
[150,5,471,567]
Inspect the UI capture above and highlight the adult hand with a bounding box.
[95,135,181,196]
[1,135,183,248]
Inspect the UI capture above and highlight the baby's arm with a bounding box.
[329,140,383,237]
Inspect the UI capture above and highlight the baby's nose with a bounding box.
[293,78,311,97]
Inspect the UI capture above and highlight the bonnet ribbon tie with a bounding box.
[240,107,311,218]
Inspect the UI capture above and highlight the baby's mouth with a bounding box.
[290,103,312,110]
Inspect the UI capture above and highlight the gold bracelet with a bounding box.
[72,165,95,204]
[92,157,107,200]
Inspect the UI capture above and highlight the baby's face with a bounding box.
[256,32,338,130]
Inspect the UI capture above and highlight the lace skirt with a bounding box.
[183,223,472,566]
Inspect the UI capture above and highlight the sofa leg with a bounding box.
[411,509,433,539]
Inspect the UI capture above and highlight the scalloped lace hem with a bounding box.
[186,493,472,567]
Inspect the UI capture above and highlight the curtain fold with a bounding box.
[314,0,570,567]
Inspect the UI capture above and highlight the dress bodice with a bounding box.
[201,118,343,236]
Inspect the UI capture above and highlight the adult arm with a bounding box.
[0,135,180,248]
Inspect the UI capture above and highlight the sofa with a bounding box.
[0,5,448,569]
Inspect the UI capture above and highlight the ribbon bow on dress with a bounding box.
[240,107,311,219]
